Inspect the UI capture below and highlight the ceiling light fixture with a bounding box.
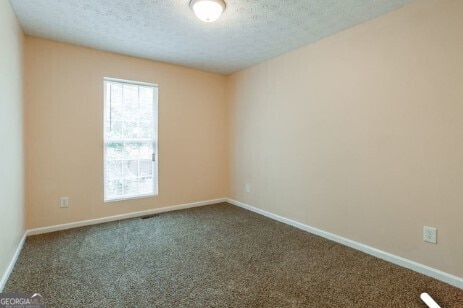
[190,0,226,23]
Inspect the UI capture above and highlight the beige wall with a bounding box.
[227,0,463,277]
[0,0,24,285]
[25,38,228,228]
[19,0,463,280]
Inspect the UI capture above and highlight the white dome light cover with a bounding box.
[190,0,226,23]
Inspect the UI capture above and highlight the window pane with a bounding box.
[123,84,139,120]
[139,86,153,105]
[104,79,158,201]
[125,142,141,159]
[139,143,153,160]
[139,177,153,194]
[105,160,122,179]
[106,142,126,160]
[123,160,138,178]
[138,121,153,139]
[105,179,123,199]
[124,179,138,196]
[125,121,140,139]
[105,120,123,139]
[139,160,153,177]
[109,83,123,120]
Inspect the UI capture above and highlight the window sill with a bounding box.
[104,193,158,203]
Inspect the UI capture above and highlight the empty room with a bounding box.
[1,0,462,307]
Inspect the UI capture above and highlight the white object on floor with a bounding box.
[420,292,441,308]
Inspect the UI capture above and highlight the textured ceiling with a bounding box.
[10,0,413,75]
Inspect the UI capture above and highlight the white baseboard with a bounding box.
[0,232,27,292]
[4,198,461,291]
[227,198,463,289]
[27,198,227,236]
[1,198,226,291]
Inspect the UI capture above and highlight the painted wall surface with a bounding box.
[227,0,463,277]
[25,38,228,228]
[0,0,24,282]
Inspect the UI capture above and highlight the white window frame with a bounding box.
[103,77,159,202]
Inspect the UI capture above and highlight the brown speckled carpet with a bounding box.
[6,203,463,307]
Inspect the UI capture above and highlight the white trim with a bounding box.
[103,77,158,87]
[4,198,461,291]
[104,192,158,203]
[1,198,226,290]
[226,198,463,289]
[0,232,27,292]
[103,78,159,202]
[27,198,226,236]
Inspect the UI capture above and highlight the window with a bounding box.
[103,78,158,201]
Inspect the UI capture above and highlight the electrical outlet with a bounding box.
[60,197,69,208]
[423,226,437,244]
[245,184,251,193]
